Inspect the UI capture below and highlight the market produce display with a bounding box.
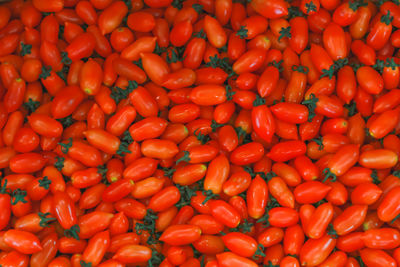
[0,0,400,266]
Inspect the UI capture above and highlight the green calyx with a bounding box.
[58,138,73,154]
[64,224,80,240]
[292,65,309,74]
[54,156,65,171]
[38,212,56,227]
[253,94,266,107]
[322,168,337,182]
[20,42,32,56]
[311,137,324,150]
[110,80,138,104]
[236,25,248,39]
[201,190,218,204]
[39,66,52,80]
[38,176,51,190]
[381,11,394,25]
[23,99,40,114]
[302,93,318,122]
[194,129,210,144]
[278,26,291,41]
[305,1,317,13]
[253,244,266,259]
[11,189,27,205]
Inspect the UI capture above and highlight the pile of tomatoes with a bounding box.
[1,0,400,266]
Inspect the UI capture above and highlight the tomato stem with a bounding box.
[292,65,309,74]
[175,185,197,207]
[268,60,283,72]
[39,65,52,80]
[253,94,266,107]
[23,99,40,114]
[344,102,357,117]
[278,26,291,41]
[393,170,400,178]
[201,190,218,204]
[61,51,72,65]
[38,212,56,227]
[253,244,266,259]
[58,138,73,154]
[38,176,51,190]
[80,260,92,267]
[135,209,158,243]
[176,151,190,165]
[236,25,248,39]
[256,212,270,227]
[116,142,132,156]
[54,156,65,171]
[11,189,27,205]
[302,93,318,122]
[194,129,210,144]
[322,168,337,182]
[311,137,324,150]
[327,224,338,239]
[313,199,327,207]
[263,261,279,267]
[226,85,236,101]
[20,42,32,56]
[162,167,176,178]
[64,224,80,240]
[380,11,394,25]
[148,249,164,267]
[370,170,381,184]
[0,179,9,195]
[193,29,206,39]
[305,1,317,14]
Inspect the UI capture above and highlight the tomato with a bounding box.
[290,17,309,54]
[216,252,258,267]
[127,11,155,33]
[230,142,264,165]
[269,176,295,208]
[251,0,288,19]
[267,141,307,162]
[378,186,400,222]
[294,181,332,204]
[246,175,268,219]
[209,200,240,228]
[252,103,275,142]
[257,66,279,97]
[361,228,400,250]
[147,186,180,212]
[189,85,227,106]
[204,15,227,48]
[28,114,63,137]
[300,235,336,266]
[222,232,257,258]
[306,202,334,239]
[9,153,46,174]
[310,44,334,74]
[97,1,128,35]
[81,230,110,266]
[159,224,201,246]
[336,66,356,104]
[0,181,11,231]
[189,214,224,235]
[3,229,42,254]
[367,12,393,51]
[271,102,309,124]
[232,49,266,74]
[333,205,367,235]
[360,248,397,267]
[356,66,384,95]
